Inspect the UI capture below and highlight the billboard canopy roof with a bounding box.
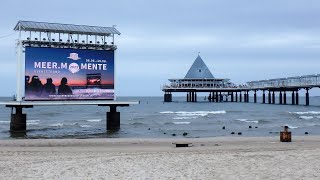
[14,20,120,36]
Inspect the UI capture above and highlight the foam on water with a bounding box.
[49,123,64,127]
[299,116,314,120]
[173,117,197,120]
[86,119,102,122]
[0,121,10,124]
[290,111,320,115]
[79,125,92,128]
[28,120,40,123]
[173,122,191,125]
[236,119,259,123]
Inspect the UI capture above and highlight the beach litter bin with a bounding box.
[280,126,291,142]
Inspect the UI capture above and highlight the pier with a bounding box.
[162,55,318,106]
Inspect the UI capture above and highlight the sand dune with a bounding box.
[0,136,319,179]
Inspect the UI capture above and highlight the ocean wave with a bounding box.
[160,110,226,115]
[159,111,175,114]
[79,125,92,128]
[236,119,259,123]
[173,122,191,125]
[86,119,102,122]
[27,122,39,126]
[28,120,40,123]
[173,117,197,120]
[290,111,320,115]
[299,116,314,120]
[285,125,298,129]
[49,123,64,127]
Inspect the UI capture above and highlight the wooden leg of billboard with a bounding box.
[7,105,33,133]
[107,105,120,131]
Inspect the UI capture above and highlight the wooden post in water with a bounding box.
[272,91,275,104]
[296,91,299,105]
[306,88,310,106]
[235,92,238,102]
[262,90,266,104]
[279,91,283,104]
[283,91,287,105]
[254,90,257,103]
[292,91,295,105]
[268,90,271,104]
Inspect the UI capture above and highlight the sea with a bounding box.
[0,96,320,139]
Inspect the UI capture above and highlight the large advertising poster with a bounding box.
[24,47,114,100]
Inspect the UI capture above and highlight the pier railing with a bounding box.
[247,74,320,89]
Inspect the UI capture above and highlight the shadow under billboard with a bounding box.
[24,47,114,100]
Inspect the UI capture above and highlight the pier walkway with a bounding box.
[163,74,320,106]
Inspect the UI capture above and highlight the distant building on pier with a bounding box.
[162,55,244,102]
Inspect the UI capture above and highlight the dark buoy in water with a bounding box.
[255,127,258,129]
[231,132,235,135]
[148,128,151,130]
[249,126,252,129]
[164,133,166,134]
[305,132,309,135]
[238,132,242,135]
[183,132,188,136]
[222,126,226,130]
[172,133,176,136]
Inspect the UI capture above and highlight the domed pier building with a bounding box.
[162,55,249,102]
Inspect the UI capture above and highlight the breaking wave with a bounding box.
[236,119,259,123]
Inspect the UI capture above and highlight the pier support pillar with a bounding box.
[187,93,189,102]
[296,91,299,105]
[254,91,257,103]
[292,91,295,105]
[279,91,283,105]
[236,92,238,102]
[246,91,250,103]
[107,105,120,131]
[268,91,271,104]
[284,91,287,105]
[272,91,275,104]
[195,92,197,102]
[164,93,172,102]
[231,92,234,102]
[262,90,266,104]
[10,106,27,133]
[240,92,242,102]
[219,92,223,102]
[306,89,309,106]
[215,92,219,102]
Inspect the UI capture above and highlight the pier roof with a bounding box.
[184,55,214,79]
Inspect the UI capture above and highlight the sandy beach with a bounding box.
[0,136,319,179]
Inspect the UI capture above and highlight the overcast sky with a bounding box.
[1,0,320,96]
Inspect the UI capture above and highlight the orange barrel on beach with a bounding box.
[280,126,291,142]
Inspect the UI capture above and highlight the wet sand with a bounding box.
[0,136,319,179]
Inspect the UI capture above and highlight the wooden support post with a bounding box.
[306,89,309,106]
[219,92,223,102]
[240,92,242,102]
[215,92,219,102]
[231,92,234,102]
[254,90,257,103]
[268,91,271,104]
[296,91,299,105]
[107,105,120,131]
[247,91,250,103]
[187,93,189,102]
[262,90,266,104]
[195,92,197,102]
[279,91,283,104]
[292,91,295,105]
[284,91,287,105]
[236,92,238,102]
[272,91,275,104]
